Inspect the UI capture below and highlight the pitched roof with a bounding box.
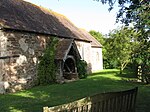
[80,29,102,48]
[52,12,90,42]
[0,0,90,42]
[55,39,81,61]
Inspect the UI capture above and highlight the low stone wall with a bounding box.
[0,30,51,93]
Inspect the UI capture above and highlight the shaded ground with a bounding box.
[0,69,149,112]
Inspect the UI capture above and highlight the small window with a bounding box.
[96,52,100,61]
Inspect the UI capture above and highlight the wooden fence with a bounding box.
[43,87,138,112]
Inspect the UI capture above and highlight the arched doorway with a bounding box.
[63,55,78,79]
[55,39,81,82]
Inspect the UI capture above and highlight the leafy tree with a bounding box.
[105,27,138,74]
[131,30,150,83]
[95,0,149,40]
[89,30,105,45]
[96,0,150,83]
[116,0,150,83]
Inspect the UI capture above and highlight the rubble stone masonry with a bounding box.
[0,30,50,93]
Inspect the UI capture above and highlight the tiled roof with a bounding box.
[0,0,103,47]
[0,0,90,42]
[55,39,81,60]
[80,29,102,48]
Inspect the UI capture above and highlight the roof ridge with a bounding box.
[0,0,91,42]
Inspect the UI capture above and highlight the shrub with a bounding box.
[37,37,58,85]
[77,60,88,79]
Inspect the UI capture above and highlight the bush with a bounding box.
[77,60,88,79]
[37,37,58,85]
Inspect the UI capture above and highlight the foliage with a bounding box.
[96,0,150,30]
[77,60,88,79]
[89,30,107,56]
[104,27,138,73]
[0,69,149,112]
[94,0,150,83]
[116,0,150,31]
[132,38,150,83]
[37,37,58,85]
[96,0,150,83]
[115,0,150,82]
[89,30,105,45]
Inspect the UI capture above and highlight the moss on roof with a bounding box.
[0,0,102,47]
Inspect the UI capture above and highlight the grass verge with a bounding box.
[0,69,149,112]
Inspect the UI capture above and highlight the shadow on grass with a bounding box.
[0,75,136,112]
[0,91,49,112]
[115,69,137,79]
[0,69,148,112]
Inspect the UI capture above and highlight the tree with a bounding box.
[114,0,150,83]
[95,0,149,39]
[116,0,150,83]
[131,30,150,83]
[89,30,105,45]
[96,0,150,83]
[105,27,138,74]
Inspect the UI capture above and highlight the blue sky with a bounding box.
[24,0,120,34]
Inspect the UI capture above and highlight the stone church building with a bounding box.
[0,0,103,93]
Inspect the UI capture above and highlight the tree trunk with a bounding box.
[120,66,123,75]
[120,62,128,75]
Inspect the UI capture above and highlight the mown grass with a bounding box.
[0,69,149,112]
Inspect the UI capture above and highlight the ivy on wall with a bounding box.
[37,37,58,85]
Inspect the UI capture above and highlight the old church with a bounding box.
[0,0,103,93]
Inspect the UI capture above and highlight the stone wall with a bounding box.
[0,30,51,93]
[0,30,103,94]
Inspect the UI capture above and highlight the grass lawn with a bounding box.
[0,69,150,112]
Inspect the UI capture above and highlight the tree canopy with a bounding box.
[96,0,150,31]
[106,27,138,72]
[89,30,105,45]
[95,0,150,83]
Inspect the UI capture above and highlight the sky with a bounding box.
[24,0,121,34]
